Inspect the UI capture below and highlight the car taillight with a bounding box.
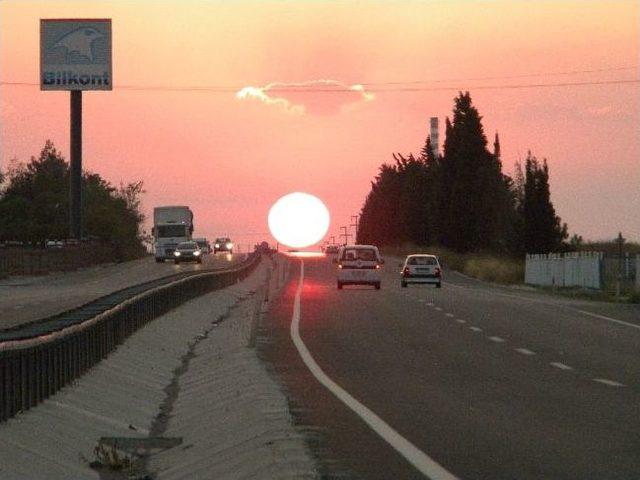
[403,267,410,275]
[434,267,441,276]
[338,263,343,269]
[375,264,380,269]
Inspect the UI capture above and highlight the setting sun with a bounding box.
[268,192,330,248]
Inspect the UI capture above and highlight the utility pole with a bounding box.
[616,232,625,297]
[69,90,82,239]
[340,226,352,246]
[350,215,359,242]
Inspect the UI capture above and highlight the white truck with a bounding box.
[153,206,194,262]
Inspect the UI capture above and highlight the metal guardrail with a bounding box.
[0,253,261,422]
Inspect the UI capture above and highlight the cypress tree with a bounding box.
[438,92,508,251]
[522,152,567,253]
[357,163,405,246]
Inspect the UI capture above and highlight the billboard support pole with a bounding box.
[70,90,82,239]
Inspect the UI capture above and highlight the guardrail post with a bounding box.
[28,348,36,409]
[0,352,6,421]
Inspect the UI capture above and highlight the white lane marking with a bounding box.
[445,313,454,318]
[574,309,640,331]
[593,378,625,387]
[515,348,536,356]
[290,261,457,480]
[418,299,426,303]
[445,282,640,332]
[550,362,573,371]
[435,307,443,311]
[488,336,506,343]
[427,303,434,307]
[469,326,482,332]
[455,319,466,324]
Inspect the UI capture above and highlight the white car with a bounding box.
[173,241,203,264]
[401,254,442,288]
[336,245,384,290]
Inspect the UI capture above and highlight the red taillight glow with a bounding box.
[403,267,410,275]
[338,264,343,269]
[375,264,380,269]
[434,267,441,276]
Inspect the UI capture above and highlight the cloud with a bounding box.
[236,79,374,115]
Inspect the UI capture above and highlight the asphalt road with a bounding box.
[259,254,640,480]
[0,252,242,330]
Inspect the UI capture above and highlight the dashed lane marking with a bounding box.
[488,336,506,343]
[469,326,483,332]
[515,348,536,356]
[435,307,443,311]
[593,378,625,387]
[550,362,573,371]
[291,261,458,480]
[445,313,454,318]
[455,319,466,324]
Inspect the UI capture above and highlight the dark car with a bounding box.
[194,237,211,254]
[173,241,203,264]
[324,244,340,254]
[213,237,233,254]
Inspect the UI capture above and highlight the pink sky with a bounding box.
[1,1,638,247]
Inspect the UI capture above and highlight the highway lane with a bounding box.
[0,252,242,330]
[260,254,640,479]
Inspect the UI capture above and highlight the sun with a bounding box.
[268,192,330,248]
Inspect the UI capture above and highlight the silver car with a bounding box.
[401,254,442,288]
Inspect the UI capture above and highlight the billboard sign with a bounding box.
[40,19,112,91]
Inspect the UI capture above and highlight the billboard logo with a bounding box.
[53,27,104,63]
[40,19,112,91]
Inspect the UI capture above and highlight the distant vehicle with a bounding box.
[153,206,194,262]
[213,237,233,254]
[254,241,272,254]
[173,241,203,264]
[401,254,442,288]
[336,245,384,290]
[324,244,340,254]
[193,237,211,254]
[45,240,64,249]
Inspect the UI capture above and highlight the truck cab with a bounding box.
[153,206,194,262]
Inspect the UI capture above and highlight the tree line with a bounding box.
[357,92,568,255]
[0,140,146,257]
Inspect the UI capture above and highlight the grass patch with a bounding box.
[628,291,640,304]
[464,256,524,284]
[536,286,640,304]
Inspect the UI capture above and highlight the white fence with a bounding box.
[525,252,602,289]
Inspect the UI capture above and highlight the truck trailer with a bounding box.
[153,206,194,262]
